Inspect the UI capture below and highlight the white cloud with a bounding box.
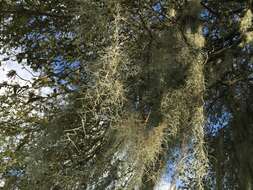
[0,55,54,97]
[0,179,5,188]
[155,178,174,190]
[0,58,35,85]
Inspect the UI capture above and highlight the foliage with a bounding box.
[0,0,252,190]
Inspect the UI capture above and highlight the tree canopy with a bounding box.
[0,0,252,189]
